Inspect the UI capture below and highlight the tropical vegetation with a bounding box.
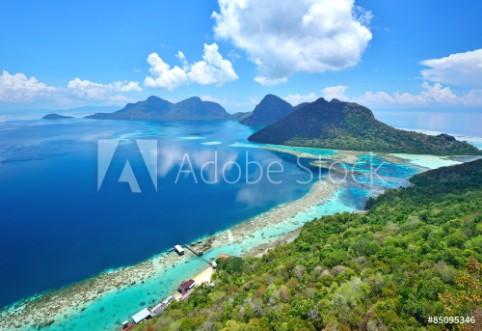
[135,159,482,331]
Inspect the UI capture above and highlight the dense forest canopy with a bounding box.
[135,159,482,331]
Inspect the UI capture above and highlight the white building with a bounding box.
[174,245,184,255]
[131,308,151,324]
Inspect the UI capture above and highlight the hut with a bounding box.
[131,308,152,324]
[174,245,184,255]
[178,279,196,294]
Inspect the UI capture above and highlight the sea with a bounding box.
[0,109,480,330]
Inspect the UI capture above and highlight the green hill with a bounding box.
[248,98,480,155]
[86,96,232,121]
[135,159,482,330]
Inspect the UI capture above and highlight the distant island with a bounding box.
[86,96,232,121]
[42,113,73,120]
[232,111,253,122]
[239,94,294,126]
[45,94,480,155]
[249,97,481,155]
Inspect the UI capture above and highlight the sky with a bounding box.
[1,0,482,113]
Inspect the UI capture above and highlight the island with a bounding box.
[42,113,73,120]
[85,96,232,121]
[248,97,481,155]
[232,111,253,122]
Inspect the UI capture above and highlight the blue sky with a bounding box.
[1,0,482,113]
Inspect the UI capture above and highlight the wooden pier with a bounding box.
[184,244,203,256]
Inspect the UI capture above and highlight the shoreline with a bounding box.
[0,180,339,331]
[167,228,301,308]
[230,142,362,164]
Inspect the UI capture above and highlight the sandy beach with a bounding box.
[191,266,214,285]
[172,266,214,301]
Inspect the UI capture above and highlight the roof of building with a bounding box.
[174,245,184,251]
[162,295,174,304]
[178,279,195,292]
[131,308,151,324]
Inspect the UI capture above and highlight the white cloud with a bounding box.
[284,92,318,105]
[283,82,482,108]
[176,51,189,67]
[462,88,482,107]
[360,91,393,105]
[421,49,482,86]
[0,70,142,104]
[213,0,372,84]
[361,82,456,106]
[67,78,141,100]
[144,53,189,90]
[200,95,221,103]
[227,50,241,60]
[189,43,238,85]
[254,76,288,86]
[284,85,349,105]
[144,43,238,90]
[0,70,57,102]
[322,85,349,100]
[360,81,482,107]
[113,81,142,92]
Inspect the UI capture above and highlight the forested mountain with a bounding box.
[248,98,481,155]
[86,96,232,121]
[240,94,294,126]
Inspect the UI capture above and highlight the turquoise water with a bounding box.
[30,189,356,331]
[0,116,425,330]
[230,141,337,157]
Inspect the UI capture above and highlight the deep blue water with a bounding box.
[0,118,322,308]
[0,116,425,310]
